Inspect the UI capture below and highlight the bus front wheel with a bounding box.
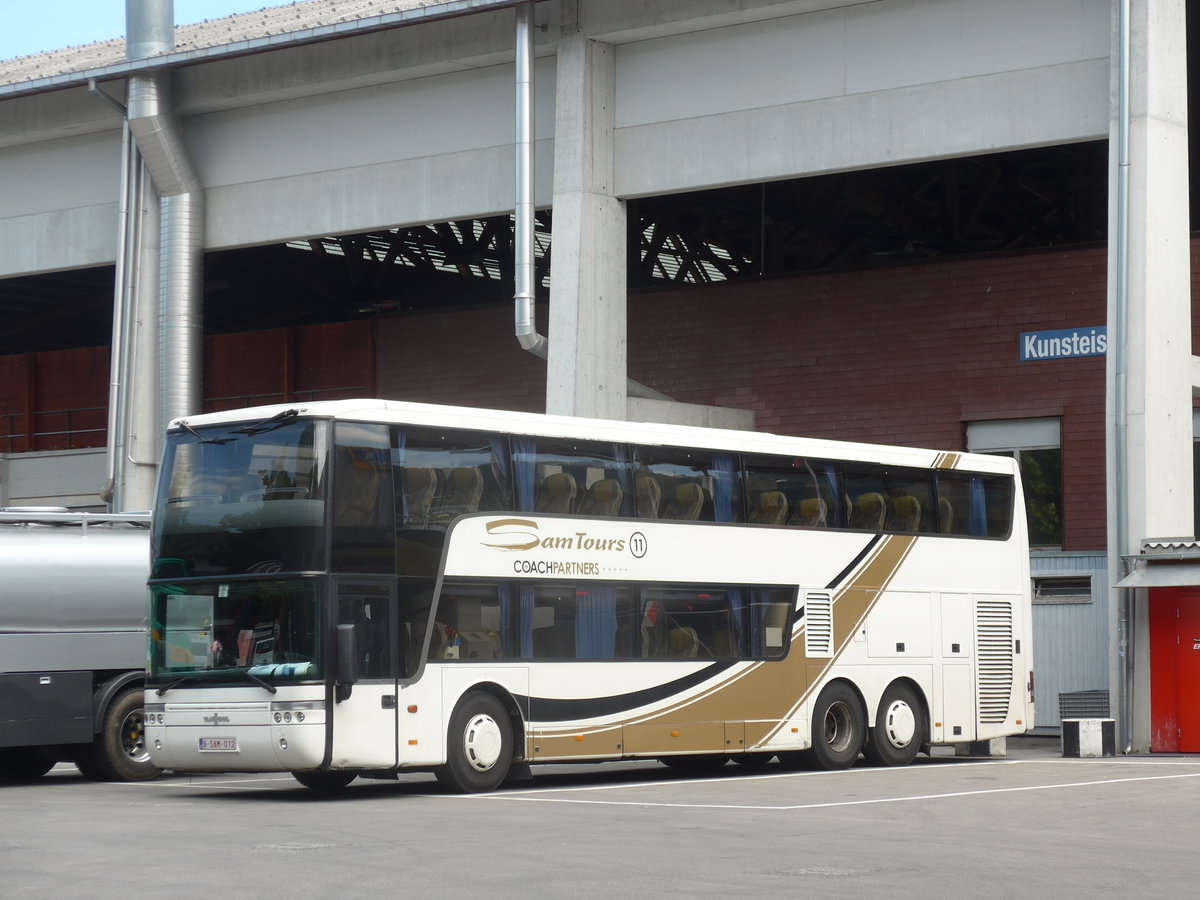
[863,683,925,767]
[436,691,513,794]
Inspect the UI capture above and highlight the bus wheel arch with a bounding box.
[436,687,519,794]
[863,679,928,767]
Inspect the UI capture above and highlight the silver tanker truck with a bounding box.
[0,509,161,781]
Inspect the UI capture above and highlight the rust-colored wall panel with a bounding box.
[375,304,546,413]
[0,354,28,452]
[292,320,374,398]
[204,328,289,409]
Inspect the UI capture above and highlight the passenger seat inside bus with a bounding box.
[887,495,922,532]
[850,492,887,531]
[578,478,624,517]
[938,497,956,533]
[663,482,704,520]
[636,477,661,518]
[536,472,578,514]
[434,466,484,523]
[402,466,438,527]
[789,496,828,527]
[667,626,700,657]
[748,491,788,526]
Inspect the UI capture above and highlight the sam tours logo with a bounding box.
[482,518,647,575]
[1020,326,1106,361]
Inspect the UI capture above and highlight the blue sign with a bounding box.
[1020,326,1107,361]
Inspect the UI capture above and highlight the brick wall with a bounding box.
[627,246,1111,550]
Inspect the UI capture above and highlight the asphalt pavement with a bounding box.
[3,736,1197,898]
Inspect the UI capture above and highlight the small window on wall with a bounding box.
[1032,576,1092,605]
[967,418,1062,547]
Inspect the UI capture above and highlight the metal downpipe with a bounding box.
[514,1,546,359]
[1112,0,1133,754]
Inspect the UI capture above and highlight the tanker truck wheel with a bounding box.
[76,689,162,782]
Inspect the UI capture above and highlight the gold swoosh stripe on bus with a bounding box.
[533,534,918,746]
[934,451,960,470]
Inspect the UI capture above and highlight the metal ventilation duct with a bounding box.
[125,0,204,433]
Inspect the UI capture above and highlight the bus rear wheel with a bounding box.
[806,681,865,770]
[863,683,925,767]
[436,691,513,794]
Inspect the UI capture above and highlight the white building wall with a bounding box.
[614,0,1109,195]
[0,0,1111,276]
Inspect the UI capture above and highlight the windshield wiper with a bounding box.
[246,670,278,694]
[177,420,233,445]
[233,408,300,436]
[156,675,201,696]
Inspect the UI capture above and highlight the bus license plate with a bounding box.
[198,737,239,752]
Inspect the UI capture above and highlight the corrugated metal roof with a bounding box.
[0,0,439,87]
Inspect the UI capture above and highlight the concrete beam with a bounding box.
[626,397,755,431]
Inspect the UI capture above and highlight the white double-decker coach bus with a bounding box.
[143,399,1033,792]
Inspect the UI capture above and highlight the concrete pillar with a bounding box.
[546,24,628,420]
[1107,0,1192,751]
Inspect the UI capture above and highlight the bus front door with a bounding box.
[330,579,399,769]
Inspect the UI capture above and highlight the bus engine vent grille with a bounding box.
[804,592,834,657]
[975,599,1014,724]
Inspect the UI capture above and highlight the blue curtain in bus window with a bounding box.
[497,583,536,657]
[576,586,617,658]
[713,453,736,522]
[969,477,988,536]
[512,438,537,512]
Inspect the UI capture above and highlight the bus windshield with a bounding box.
[153,418,327,578]
[148,578,322,687]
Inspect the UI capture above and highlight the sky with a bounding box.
[0,1,277,61]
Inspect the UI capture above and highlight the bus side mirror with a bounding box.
[335,623,359,702]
